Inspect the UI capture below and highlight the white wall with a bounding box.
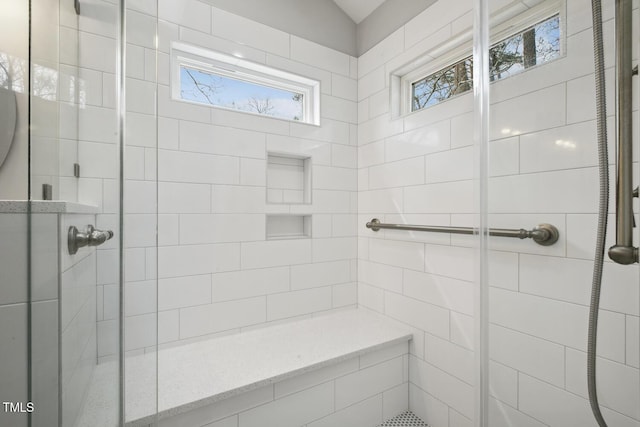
[357,1,640,427]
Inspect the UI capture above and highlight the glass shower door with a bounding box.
[484,0,640,425]
[0,0,125,425]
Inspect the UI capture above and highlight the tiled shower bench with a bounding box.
[81,309,414,427]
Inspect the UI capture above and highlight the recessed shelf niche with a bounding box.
[266,153,311,204]
[266,215,312,240]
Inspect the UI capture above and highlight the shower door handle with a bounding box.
[68,225,114,255]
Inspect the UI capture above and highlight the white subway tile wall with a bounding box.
[357,1,640,427]
[83,0,359,362]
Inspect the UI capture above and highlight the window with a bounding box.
[391,1,565,117]
[411,13,560,112]
[171,43,320,125]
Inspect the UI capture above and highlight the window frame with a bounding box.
[171,42,321,125]
[393,0,566,118]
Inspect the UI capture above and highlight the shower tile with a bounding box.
[212,267,289,303]
[179,121,266,159]
[158,183,211,214]
[159,275,211,310]
[332,73,358,102]
[488,361,518,408]
[382,384,409,421]
[179,214,265,245]
[125,313,158,350]
[290,36,349,76]
[158,310,179,344]
[369,157,425,190]
[404,181,474,214]
[489,398,547,427]
[359,260,403,293]
[79,106,118,144]
[241,239,311,269]
[179,297,266,339]
[321,94,358,123]
[626,316,639,368]
[312,237,357,263]
[409,383,448,427]
[409,355,474,419]
[126,78,156,115]
[266,287,332,321]
[239,382,333,427]
[158,243,240,278]
[385,293,449,340]
[358,113,404,146]
[158,0,210,33]
[126,9,156,49]
[310,395,384,427]
[370,238,424,271]
[386,120,451,162]
[332,283,357,308]
[359,27,404,78]
[424,334,474,385]
[158,150,239,185]
[520,120,598,174]
[291,118,350,145]
[489,324,565,387]
[79,31,117,73]
[158,386,273,427]
[404,270,473,315]
[0,214,28,305]
[335,357,404,410]
[403,0,471,49]
[565,348,640,420]
[212,8,289,58]
[358,66,386,102]
[358,283,385,313]
[291,260,350,290]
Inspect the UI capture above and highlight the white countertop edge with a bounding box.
[0,200,100,214]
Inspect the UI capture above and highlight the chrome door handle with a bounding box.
[68,225,114,255]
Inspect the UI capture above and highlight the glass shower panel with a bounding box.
[32,0,123,425]
[0,2,31,427]
[123,1,159,425]
[485,0,640,426]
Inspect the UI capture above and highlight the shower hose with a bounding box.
[588,0,609,425]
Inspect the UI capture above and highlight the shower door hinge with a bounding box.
[74,163,80,178]
[74,0,80,15]
[42,184,52,201]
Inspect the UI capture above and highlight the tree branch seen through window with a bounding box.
[411,14,560,112]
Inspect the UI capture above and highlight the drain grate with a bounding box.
[378,411,429,426]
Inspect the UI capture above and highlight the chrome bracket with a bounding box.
[530,223,560,246]
[68,225,114,255]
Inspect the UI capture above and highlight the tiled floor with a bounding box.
[378,411,429,426]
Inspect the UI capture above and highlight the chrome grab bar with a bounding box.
[609,0,638,264]
[365,218,559,246]
[68,225,114,255]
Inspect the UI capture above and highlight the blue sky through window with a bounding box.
[180,66,304,121]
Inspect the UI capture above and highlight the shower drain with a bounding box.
[377,411,429,426]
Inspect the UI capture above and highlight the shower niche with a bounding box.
[266,152,312,240]
[266,152,311,204]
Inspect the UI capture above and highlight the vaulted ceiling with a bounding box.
[332,0,386,23]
